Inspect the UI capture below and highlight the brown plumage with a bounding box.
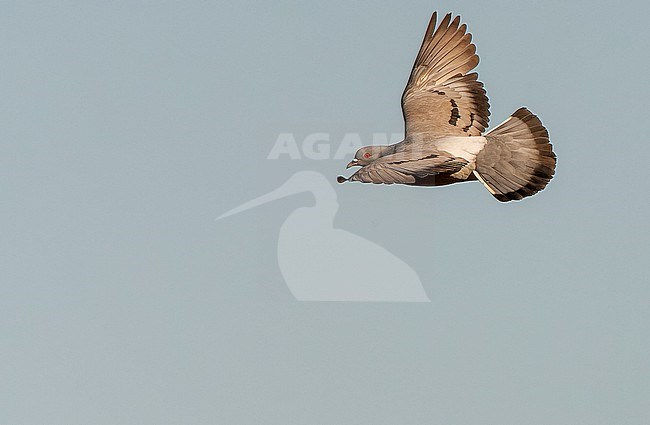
[476,108,556,201]
[338,12,556,202]
[402,12,489,137]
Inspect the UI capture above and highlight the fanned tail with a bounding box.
[474,107,556,202]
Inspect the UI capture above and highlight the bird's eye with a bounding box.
[363,152,371,159]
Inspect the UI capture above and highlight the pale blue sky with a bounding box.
[1,1,649,424]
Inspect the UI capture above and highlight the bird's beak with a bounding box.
[346,159,360,169]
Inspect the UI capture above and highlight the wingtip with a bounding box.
[336,176,347,184]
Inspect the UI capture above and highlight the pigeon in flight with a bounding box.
[337,12,556,202]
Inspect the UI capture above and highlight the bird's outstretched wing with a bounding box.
[344,151,468,185]
[401,12,490,138]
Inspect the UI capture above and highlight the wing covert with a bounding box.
[346,151,468,185]
[401,12,490,138]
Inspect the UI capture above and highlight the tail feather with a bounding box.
[474,107,556,202]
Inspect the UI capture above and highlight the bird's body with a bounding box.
[338,12,556,202]
[400,135,487,182]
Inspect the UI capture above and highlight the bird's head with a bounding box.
[347,146,387,168]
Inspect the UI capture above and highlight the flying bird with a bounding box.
[337,12,556,202]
